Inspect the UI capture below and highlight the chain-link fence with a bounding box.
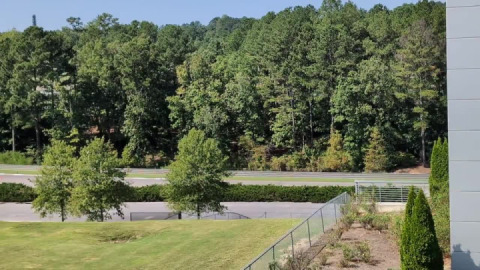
[242,192,350,270]
[130,211,250,221]
[354,180,429,203]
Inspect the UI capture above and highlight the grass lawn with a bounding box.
[0,219,298,270]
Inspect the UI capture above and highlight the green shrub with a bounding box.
[0,183,353,203]
[0,183,36,202]
[429,138,448,196]
[270,156,287,171]
[401,190,443,270]
[0,151,34,165]
[432,192,450,255]
[342,242,371,263]
[372,214,389,231]
[223,184,354,203]
[393,152,417,169]
[248,146,269,170]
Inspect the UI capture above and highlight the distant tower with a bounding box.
[32,15,37,26]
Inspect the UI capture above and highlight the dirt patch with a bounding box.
[311,223,400,269]
[394,165,430,174]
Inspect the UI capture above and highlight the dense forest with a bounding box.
[0,0,446,171]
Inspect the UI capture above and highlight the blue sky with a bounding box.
[0,0,445,32]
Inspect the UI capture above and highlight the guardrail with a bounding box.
[354,180,429,203]
[242,192,350,270]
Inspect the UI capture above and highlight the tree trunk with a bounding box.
[61,202,65,222]
[196,204,200,220]
[11,125,15,152]
[421,128,427,167]
[35,119,41,160]
[100,209,104,222]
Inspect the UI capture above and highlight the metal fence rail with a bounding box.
[354,180,429,203]
[242,192,350,270]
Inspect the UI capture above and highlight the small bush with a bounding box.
[342,244,355,261]
[0,151,34,165]
[342,242,372,263]
[270,156,287,171]
[318,253,328,266]
[338,258,349,268]
[0,183,36,202]
[372,214,390,231]
[248,146,270,170]
[359,213,375,229]
[393,152,417,169]
[356,242,372,263]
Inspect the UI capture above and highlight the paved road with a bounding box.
[0,202,323,222]
[0,164,429,180]
[1,174,418,187]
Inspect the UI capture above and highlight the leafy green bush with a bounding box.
[248,146,270,170]
[1,183,353,203]
[0,183,36,202]
[0,151,34,165]
[392,152,417,169]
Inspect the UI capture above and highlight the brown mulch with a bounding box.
[310,223,400,269]
[394,165,430,174]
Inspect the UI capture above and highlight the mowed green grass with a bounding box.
[0,219,298,270]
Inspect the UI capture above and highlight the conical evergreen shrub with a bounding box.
[400,187,416,267]
[401,190,443,270]
[429,138,449,196]
[364,127,390,172]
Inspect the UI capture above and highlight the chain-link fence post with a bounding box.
[290,232,295,258]
[320,208,325,233]
[307,219,312,247]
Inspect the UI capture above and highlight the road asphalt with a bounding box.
[0,202,323,222]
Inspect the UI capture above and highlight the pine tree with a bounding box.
[364,127,389,172]
[321,129,351,172]
[401,190,443,270]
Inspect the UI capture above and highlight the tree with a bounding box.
[321,129,351,172]
[364,127,390,172]
[165,129,230,219]
[401,189,443,269]
[394,19,444,167]
[32,140,75,221]
[429,138,448,196]
[70,138,129,222]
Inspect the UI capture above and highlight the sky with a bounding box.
[0,0,445,32]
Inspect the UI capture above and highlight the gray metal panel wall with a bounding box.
[448,1,480,269]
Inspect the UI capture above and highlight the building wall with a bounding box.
[448,1,480,269]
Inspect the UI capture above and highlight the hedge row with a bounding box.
[0,182,353,203]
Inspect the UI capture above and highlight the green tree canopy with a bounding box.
[32,139,76,221]
[165,129,230,219]
[70,138,129,222]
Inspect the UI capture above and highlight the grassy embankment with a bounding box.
[0,219,298,270]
